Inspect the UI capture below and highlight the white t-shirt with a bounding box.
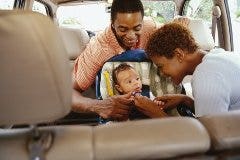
[192,49,240,117]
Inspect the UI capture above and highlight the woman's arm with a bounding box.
[133,95,168,118]
[154,94,194,111]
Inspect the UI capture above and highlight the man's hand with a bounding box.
[134,95,167,118]
[94,93,133,121]
[154,94,194,110]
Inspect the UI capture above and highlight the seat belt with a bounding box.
[27,125,53,160]
[212,6,221,42]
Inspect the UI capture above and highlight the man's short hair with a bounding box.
[111,0,144,22]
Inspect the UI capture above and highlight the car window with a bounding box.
[182,0,213,24]
[143,1,176,23]
[32,0,47,16]
[56,1,176,33]
[228,0,240,52]
[182,0,214,45]
[56,2,110,33]
[0,0,15,10]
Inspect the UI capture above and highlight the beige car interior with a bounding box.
[58,27,90,69]
[0,10,240,160]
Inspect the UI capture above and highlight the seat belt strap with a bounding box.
[28,126,53,160]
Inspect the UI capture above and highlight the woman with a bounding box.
[140,22,240,117]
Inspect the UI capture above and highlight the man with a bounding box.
[72,0,186,120]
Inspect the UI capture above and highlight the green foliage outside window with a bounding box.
[183,0,213,23]
[143,1,175,23]
[62,18,81,25]
[236,8,240,18]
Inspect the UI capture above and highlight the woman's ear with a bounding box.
[173,48,185,63]
[115,84,123,93]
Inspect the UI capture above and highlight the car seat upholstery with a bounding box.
[188,18,215,51]
[94,117,210,160]
[0,10,93,160]
[0,10,71,125]
[199,111,240,152]
[1,10,239,160]
[58,26,90,68]
[58,26,90,60]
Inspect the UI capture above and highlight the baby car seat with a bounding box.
[96,49,194,123]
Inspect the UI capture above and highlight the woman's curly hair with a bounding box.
[146,22,199,58]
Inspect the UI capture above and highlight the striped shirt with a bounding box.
[73,19,157,91]
[192,50,240,117]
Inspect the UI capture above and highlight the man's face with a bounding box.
[112,12,143,49]
[115,68,142,94]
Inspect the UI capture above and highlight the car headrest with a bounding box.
[59,27,90,60]
[188,19,215,51]
[0,10,72,125]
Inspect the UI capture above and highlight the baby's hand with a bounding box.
[153,100,165,109]
[131,91,142,97]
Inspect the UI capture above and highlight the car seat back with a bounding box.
[0,10,71,126]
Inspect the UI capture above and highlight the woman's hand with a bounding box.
[134,95,167,118]
[154,94,194,111]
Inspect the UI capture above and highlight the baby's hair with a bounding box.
[112,63,134,85]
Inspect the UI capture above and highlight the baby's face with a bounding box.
[115,68,142,94]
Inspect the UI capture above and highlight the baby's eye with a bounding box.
[136,77,140,81]
[128,80,132,84]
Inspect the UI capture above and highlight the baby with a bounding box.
[112,63,167,119]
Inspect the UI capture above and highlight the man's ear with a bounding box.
[115,84,123,93]
[173,48,185,63]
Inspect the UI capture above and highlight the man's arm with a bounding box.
[72,80,132,120]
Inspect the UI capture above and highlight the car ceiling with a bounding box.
[48,0,184,6]
[49,0,107,5]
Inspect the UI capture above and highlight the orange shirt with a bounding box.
[73,19,157,91]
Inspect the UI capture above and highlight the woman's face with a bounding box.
[112,12,143,49]
[150,54,187,85]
